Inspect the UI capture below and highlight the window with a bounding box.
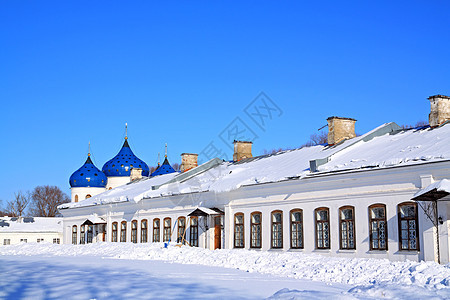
[120,221,127,242]
[87,225,93,243]
[177,217,186,244]
[72,225,77,245]
[141,219,148,243]
[131,220,138,243]
[20,239,27,243]
[290,209,303,249]
[80,226,86,244]
[153,219,160,242]
[339,206,355,250]
[369,204,388,250]
[85,194,92,199]
[250,212,262,248]
[37,238,44,243]
[315,207,330,249]
[112,222,118,242]
[53,238,60,244]
[190,217,199,247]
[234,213,244,248]
[271,211,283,248]
[398,202,419,251]
[163,218,171,242]
[75,195,78,202]
[3,239,10,245]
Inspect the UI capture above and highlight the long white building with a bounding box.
[0,217,63,245]
[60,94,450,263]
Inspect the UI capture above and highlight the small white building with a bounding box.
[60,94,450,263]
[0,217,63,245]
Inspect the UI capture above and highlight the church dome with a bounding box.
[69,155,107,188]
[150,157,177,177]
[102,138,150,177]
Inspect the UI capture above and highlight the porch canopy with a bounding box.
[81,215,106,226]
[412,179,450,202]
[188,207,224,217]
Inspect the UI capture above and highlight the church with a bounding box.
[59,95,450,264]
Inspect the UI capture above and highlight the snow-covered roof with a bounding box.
[0,217,63,233]
[61,123,450,209]
[413,179,450,199]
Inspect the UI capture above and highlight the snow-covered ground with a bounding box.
[1,243,450,299]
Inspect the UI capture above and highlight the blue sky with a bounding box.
[0,1,449,204]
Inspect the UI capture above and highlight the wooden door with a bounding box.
[214,216,221,249]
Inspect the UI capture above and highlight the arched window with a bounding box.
[177,217,186,244]
[120,221,127,242]
[290,209,303,249]
[339,206,355,250]
[80,225,86,244]
[190,217,199,247]
[85,194,92,199]
[153,218,160,242]
[112,222,118,242]
[131,220,138,243]
[398,202,419,251]
[141,219,148,243]
[271,210,283,249]
[234,213,244,248]
[163,218,171,242]
[72,225,77,245]
[369,204,387,250]
[250,212,262,248]
[74,195,78,203]
[315,207,330,249]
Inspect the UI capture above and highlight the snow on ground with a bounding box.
[1,243,450,299]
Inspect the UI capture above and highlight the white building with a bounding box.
[60,94,450,263]
[0,217,63,245]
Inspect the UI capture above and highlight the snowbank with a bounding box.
[2,243,450,294]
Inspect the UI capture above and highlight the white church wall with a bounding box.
[71,187,106,203]
[106,176,131,190]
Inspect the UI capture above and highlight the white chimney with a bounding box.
[327,117,356,146]
[428,95,450,128]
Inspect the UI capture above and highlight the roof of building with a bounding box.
[0,217,63,233]
[69,155,107,188]
[150,157,177,177]
[102,139,150,177]
[60,122,450,210]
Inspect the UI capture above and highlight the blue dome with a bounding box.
[70,155,107,188]
[150,157,177,177]
[102,139,150,177]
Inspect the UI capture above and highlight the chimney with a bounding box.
[428,95,450,128]
[233,140,253,161]
[130,168,143,181]
[180,153,198,172]
[327,117,356,146]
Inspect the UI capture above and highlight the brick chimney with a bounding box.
[327,117,356,146]
[233,140,253,161]
[130,168,143,181]
[180,153,198,172]
[428,95,450,128]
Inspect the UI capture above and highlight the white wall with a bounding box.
[71,187,106,203]
[0,231,63,245]
[106,176,130,190]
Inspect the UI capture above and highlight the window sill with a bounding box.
[313,249,331,253]
[337,249,356,253]
[268,248,284,251]
[394,250,420,254]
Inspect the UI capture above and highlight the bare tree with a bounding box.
[0,199,9,217]
[172,163,181,171]
[6,191,30,217]
[29,186,70,217]
[417,200,441,263]
[400,120,429,129]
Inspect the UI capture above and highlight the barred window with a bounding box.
[315,207,330,249]
[86,225,93,244]
[80,225,86,244]
[177,217,186,244]
[250,212,262,248]
[290,209,303,249]
[72,225,77,245]
[271,211,283,248]
[190,217,199,247]
[141,219,148,243]
[112,222,118,242]
[53,238,60,244]
[153,219,160,242]
[120,221,127,242]
[339,206,355,250]
[131,220,138,243]
[234,213,244,248]
[163,218,171,242]
[398,203,419,251]
[369,204,387,250]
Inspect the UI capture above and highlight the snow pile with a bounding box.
[2,243,450,295]
[0,217,62,233]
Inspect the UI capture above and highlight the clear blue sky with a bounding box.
[0,1,449,204]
